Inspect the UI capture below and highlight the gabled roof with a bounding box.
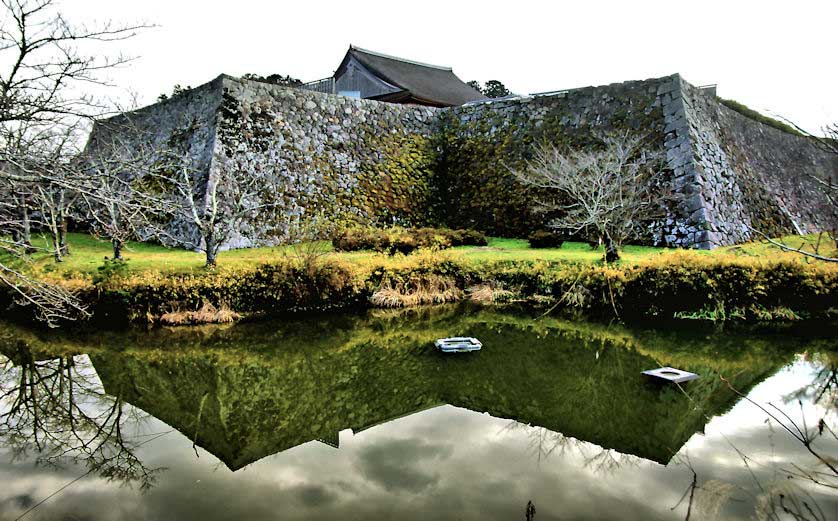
[337,45,484,107]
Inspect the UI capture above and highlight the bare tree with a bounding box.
[78,120,172,261]
[0,347,161,492]
[512,133,668,262]
[0,174,33,250]
[0,0,147,126]
[0,0,149,323]
[155,152,290,268]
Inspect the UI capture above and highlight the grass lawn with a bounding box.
[6,231,836,278]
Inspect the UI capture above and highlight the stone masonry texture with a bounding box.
[84,74,837,250]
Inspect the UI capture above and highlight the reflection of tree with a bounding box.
[672,360,837,521]
[0,347,162,490]
[785,359,837,422]
[503,421,640,474]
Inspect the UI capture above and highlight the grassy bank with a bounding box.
[11,232,836,276]
[16,233,671,275]
[2,232,835,325]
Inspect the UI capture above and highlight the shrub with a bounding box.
[449,228,489,247]
[389,235,419,255]
[9,246,835,325]
[92,258,129,285]
[412,228,451,250]
[528,230,565,249]
[332,228,387,252]
[331,227,487,254]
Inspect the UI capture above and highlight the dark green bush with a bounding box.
[450,229,489,247]
[332,227,388,252]
[390,235,419,255]
[92,258,130,285]
[332,227,487,255]
[528,230,565,249]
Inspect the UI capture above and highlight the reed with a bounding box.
[160,301,241,326]
[371,275,462,308]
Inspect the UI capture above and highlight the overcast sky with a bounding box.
[65,0,836,132]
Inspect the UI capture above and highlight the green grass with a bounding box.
[717,97,803,136]
[5,231,835,279]
[455,237,666,263]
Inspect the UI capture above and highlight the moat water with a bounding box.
[1,306,835,520]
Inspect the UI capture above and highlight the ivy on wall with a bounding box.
[432,82,667,238]
[349,133,435,226]
[214,82,439,238]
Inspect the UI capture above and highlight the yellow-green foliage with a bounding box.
[332,226,487,254]
[434,84,665,238]
[86,258,361,322]
[348,133,436,226]
[3,233,835,324]
[53,249,838,323]
[718,98,803,136]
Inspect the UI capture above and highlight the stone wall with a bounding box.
[676,79,837,247]
[435,75,680,239]
[86,75,439,249]
[214,76,438,247]
[84,77,225,246]
[436,74,836,247]
[84,73,836,250]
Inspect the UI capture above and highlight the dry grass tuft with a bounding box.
[467,283,514,304]
[160,301,241,326]
[371,275,462,308]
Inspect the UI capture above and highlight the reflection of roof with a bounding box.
[351,402,444,435]
[316,433,340,449]
[339,46,484,107]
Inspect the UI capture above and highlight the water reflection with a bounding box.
[0,347,161,491]
[0,306,835,520]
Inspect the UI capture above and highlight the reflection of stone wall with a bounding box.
[81,307,791,468]
[84,73,836,249]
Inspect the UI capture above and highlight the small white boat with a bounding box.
[435,337,482,353]
[642,367,699,384]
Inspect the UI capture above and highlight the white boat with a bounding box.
[435,337,482,353]
[641,367,700,384]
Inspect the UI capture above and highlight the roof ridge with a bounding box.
[349,44,453,72]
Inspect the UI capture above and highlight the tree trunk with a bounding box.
[59,214,69,256]
[52,233,62,262]
[21,204,32,252]
[109,207,122,260]
[604,236,620,263]
[205,232,217,267]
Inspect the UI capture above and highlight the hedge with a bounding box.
[332,226,488,254]
[4,251,832,326]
